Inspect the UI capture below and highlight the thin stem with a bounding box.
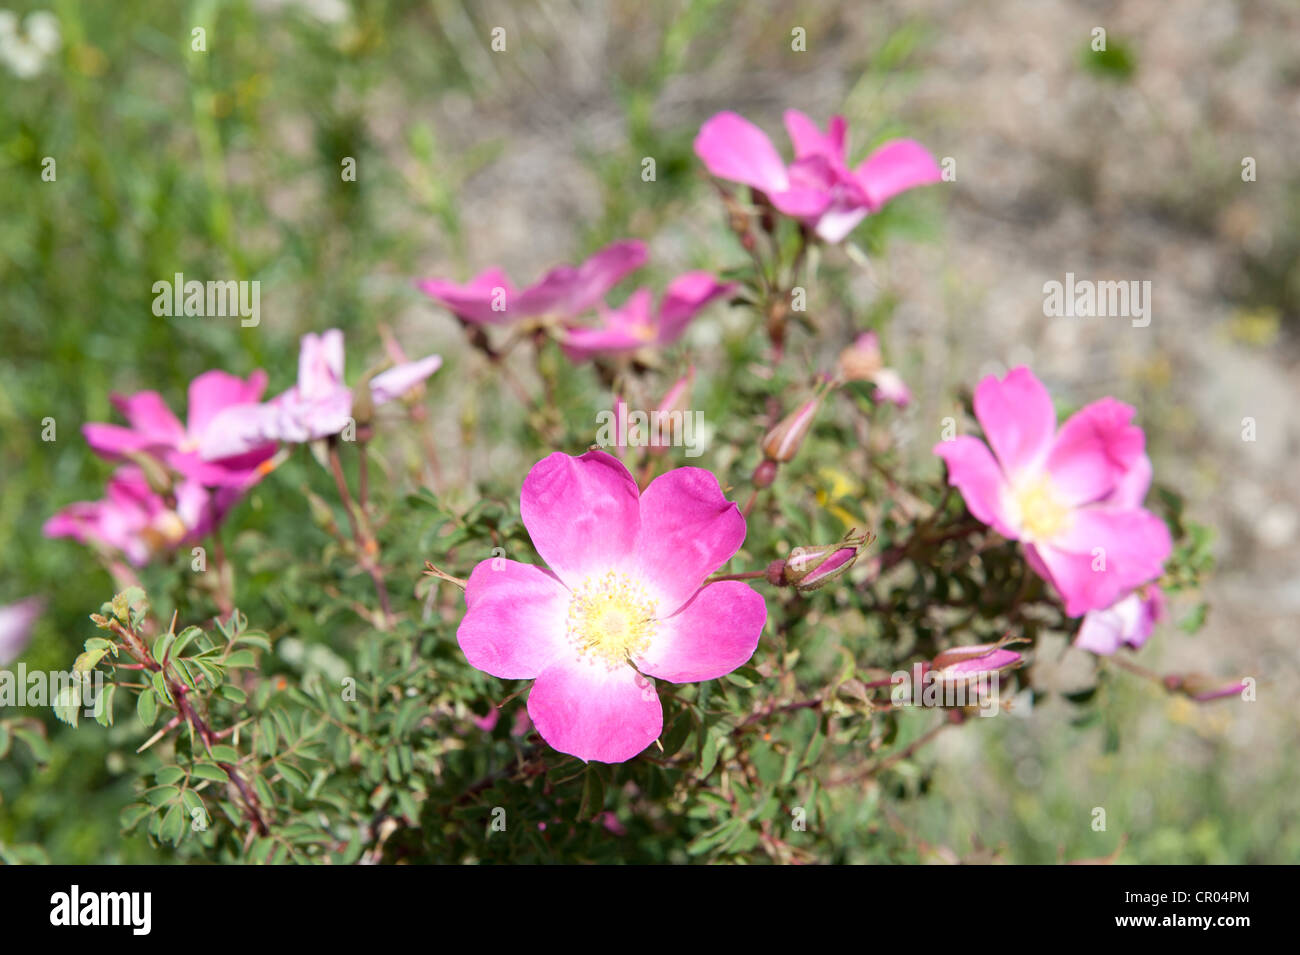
[327,438,393,626]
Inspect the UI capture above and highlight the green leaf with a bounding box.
[209,744,240,763]
[190,762,228,782]
[137,688,158,727]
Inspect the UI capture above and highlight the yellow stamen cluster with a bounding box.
[566,571,658,669]
[1014,475,1071,542]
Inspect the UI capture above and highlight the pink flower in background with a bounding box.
[456,450,766,763]
[83,371,276,487]
[837,331,911,406]
[0,597,43,665]
[1075,587,1165,655]
[557,272,733,362]
[44,468,238,567]
[694,109,943,243]
[417,240,648,326]
[199,329,441,458]
[934,367,1171,616]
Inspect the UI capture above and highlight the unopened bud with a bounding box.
[1170,674,1250,702]
[783,530,871,592]
[930,633,1026,682]
[762,396,821,462]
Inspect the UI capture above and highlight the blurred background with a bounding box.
[2,0,1296,863]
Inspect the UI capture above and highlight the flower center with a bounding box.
[1014,475,1070,542]
[566,571,658,668]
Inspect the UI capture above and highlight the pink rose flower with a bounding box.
[1075,587,1165,655]
[199,330,441,458]
[0,597,43,665]
[417,240,649,327]
[556,272,734,363]
[456,450,767,763]
[44,467,238,567]
[934,367,1171,616]
[83,371,276,487]
[694,109,942,243]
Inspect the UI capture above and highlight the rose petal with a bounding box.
[514,240,647,319]
[694,111,791,194]
[636,580,765,683]
[527,659,662,763]
[417,267,518,325]
[933,436,1018,538]
[187,370,268,437]
[1036,507,1172,616]
[1045,398,1144,506]
[457,559,570,680]
[369,354,442,405]
[972,366,1057,478]
[635,466,747,614]
[855,138,943,210]
[110,391,186,443]
[520,451,641,588]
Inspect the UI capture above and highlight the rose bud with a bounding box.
[930,634,1026,682]
[1168,674,1252,703]
[783,530,871,592]
[762,395,822,463]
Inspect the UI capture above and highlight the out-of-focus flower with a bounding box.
[199,330,440,458]
[694,109,942,243]
[455,450,766,763]
[0,597,43,665]
[556,273,733,363]
[1169,674,1252,703]
[84,371,276,487]
[417,240,648,327]
[837,331,911,406]
[934,366,1171,616]
[0,10,60,79]
[1075,587,1164,655]
[44,468,238,567]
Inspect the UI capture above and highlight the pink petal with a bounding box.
[783,110,847,164]
[527,658,662,763]
[767,184,835,219]
[933,436,1018,538]
[82,422,158,459]
[810,204,869,243]
[514,240,648,319]
[1037,507,1172,616]
[1045,398,1145,506]
[1075,590,1162,655]
[634,467,746,614]
[110,391,186,443]
[457,559,570,680]
[694,111,791,194]
[1103,453,1153,509]
[297,330,345,400]
[656,272,734,344]
[519,451,641,588]
[187,369,269,436]
[636,580,765,682]
[972,366,1057,478]
[369,354,442,405]
[855,138,943,211]
[0,597,43,665]
[417,267,518,325]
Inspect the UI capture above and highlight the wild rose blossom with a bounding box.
[199,329,441,458]
[556,273,733,362]
[83,370,276,487]
[0,597,43,665]
[417,240,649,327]
[44,467,238,567]
[1075,587,1165,655]
[934,367,1171,616]
[694,109,942,243]
[456,450,766,763]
